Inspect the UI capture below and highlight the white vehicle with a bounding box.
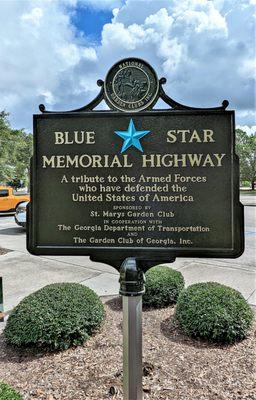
[14,201,28,228]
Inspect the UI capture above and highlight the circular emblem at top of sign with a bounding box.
[104,58,159,112]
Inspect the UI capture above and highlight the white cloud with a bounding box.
[0,0,255,131]
[56,44,82,67]
[236,110,256,127]
[236,125,256,135]
[82,47,98,61]
[174,1,228,36]
[40,91,55,105]
[111,0,171,25]
[239,58,256,79]
[0,0,98,129]
[145,8,173,34]
[102,22,145,50]
[21,7,44,27]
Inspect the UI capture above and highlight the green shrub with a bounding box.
[0,382,23,400]
[143,265,185,308]
[4,283,105,350]
[175,282,254,343]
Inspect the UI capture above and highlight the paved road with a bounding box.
[0,196,255,311]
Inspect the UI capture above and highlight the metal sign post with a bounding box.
[119,258,145,400]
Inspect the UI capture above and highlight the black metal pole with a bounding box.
[119,258,145,400]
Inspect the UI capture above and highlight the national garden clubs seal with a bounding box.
[104,57,159,112]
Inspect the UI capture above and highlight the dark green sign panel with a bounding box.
[28,109,244,268]
[28,58,244,269]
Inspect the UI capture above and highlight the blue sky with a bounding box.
[70,5,113,43]
[0,0,255,134]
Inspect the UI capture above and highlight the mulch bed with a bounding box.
[0,297,255,400]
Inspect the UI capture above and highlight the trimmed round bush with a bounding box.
[143,265,185,308]
[175,282,254,343]
[4,283,105,350]
[0,382,23,400]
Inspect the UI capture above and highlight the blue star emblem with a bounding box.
[115,119,151,153]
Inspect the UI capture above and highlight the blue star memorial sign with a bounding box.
[115,119,151,153]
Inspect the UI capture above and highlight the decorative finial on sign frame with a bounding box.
[38,57,229,113]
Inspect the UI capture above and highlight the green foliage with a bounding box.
[175,282,254,343]
[0,111,32,185]
[4,283,105,351]
[240,180,251,188]
[0,382,23,400]
[236,128,256,190]
[143,265,185,307]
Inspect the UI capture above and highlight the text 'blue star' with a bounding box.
[115,119,151,153]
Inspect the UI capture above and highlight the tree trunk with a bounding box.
[251,180,255,191]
